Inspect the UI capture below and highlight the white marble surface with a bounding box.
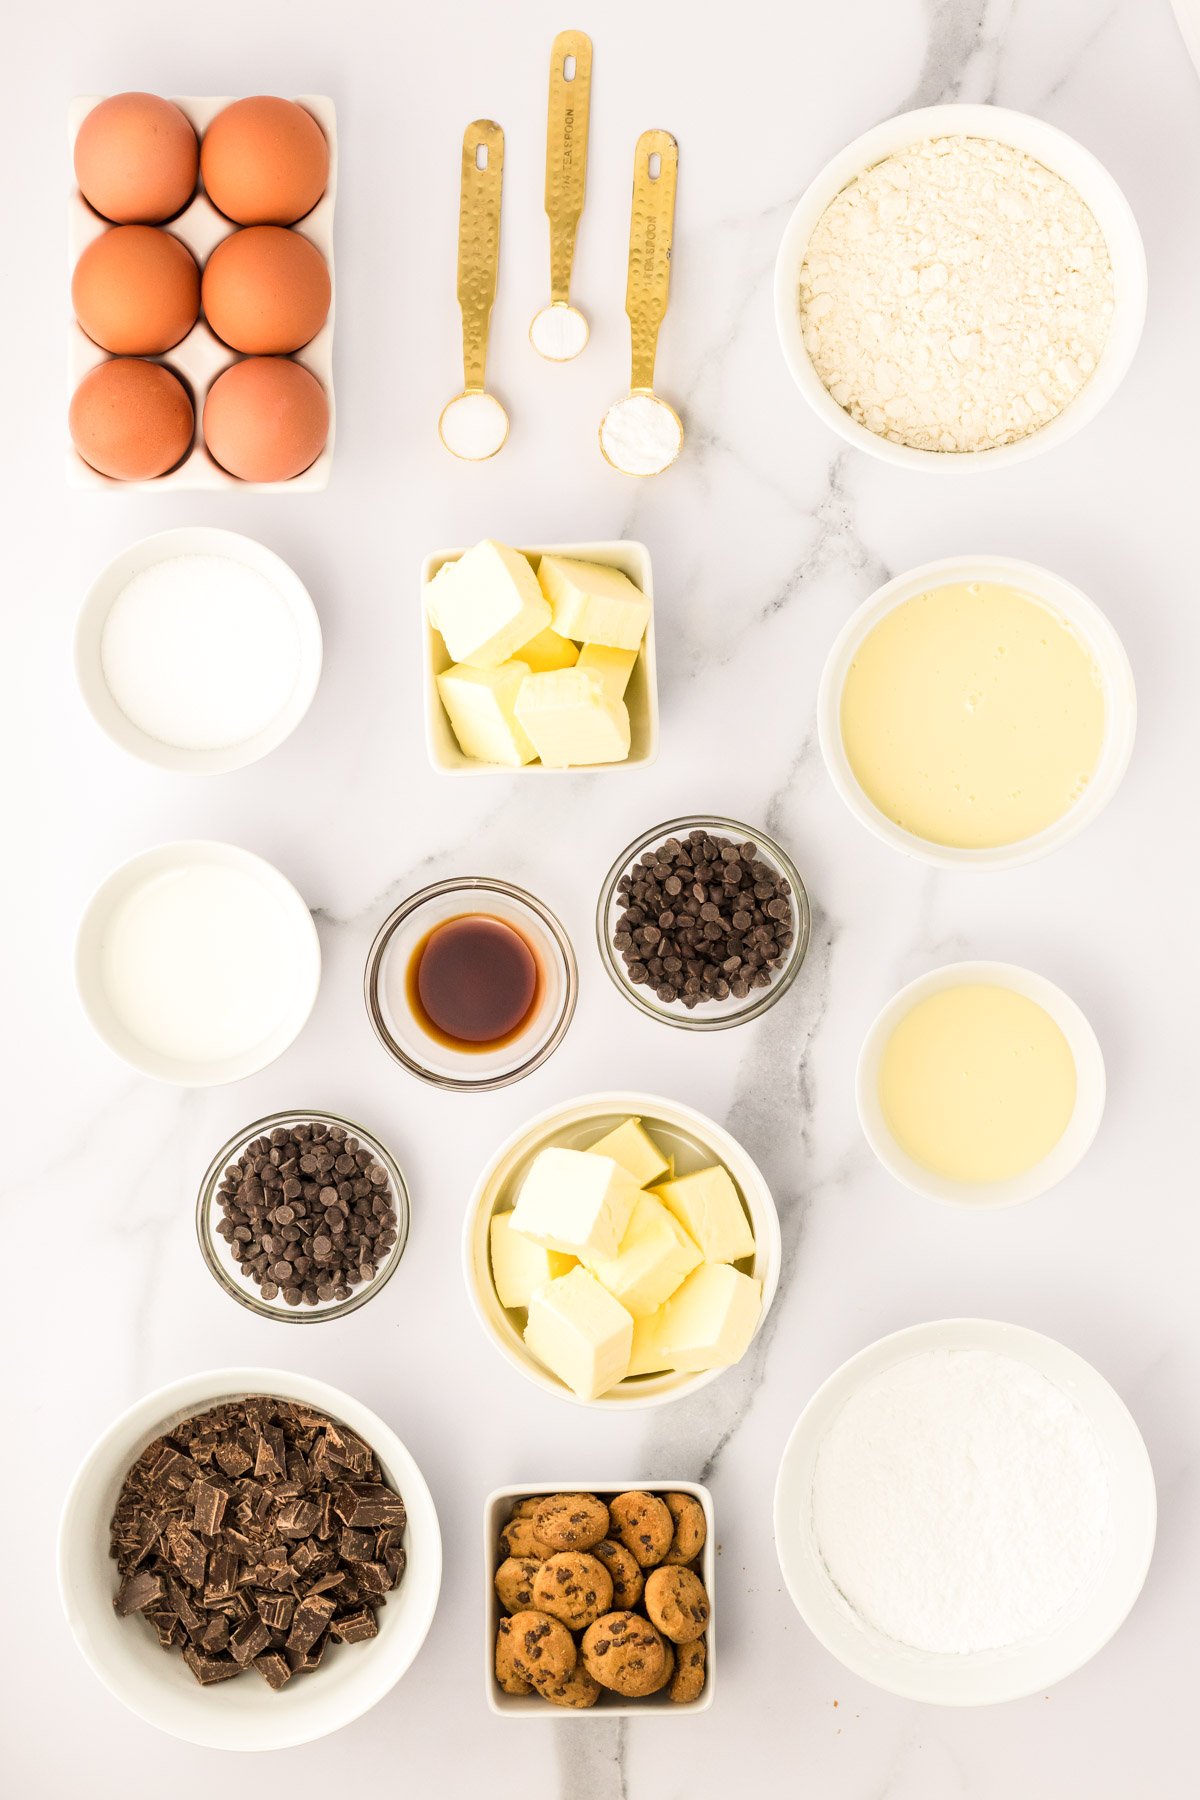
[5,0,1199,1793]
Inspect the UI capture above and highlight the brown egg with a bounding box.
[203,357,328,482]
[70,358,194,480]
[72,227,200,355]
[202,226,330,354]
[201,98,329,225]
[74,92,199,223]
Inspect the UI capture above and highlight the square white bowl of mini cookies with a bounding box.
[421,541,659,776]
[484,1481,715,1717]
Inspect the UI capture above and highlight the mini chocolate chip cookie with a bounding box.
[649,1639,676,1693]
[643,1565,711,1643]
[532,1551,614,1631]
[608,1490,673,1567]
[581,1610,668,1697]
[534,1492,610,1552]
[537,1666,603,1709]
[505,1610,577,1688]
[495,1616,534,1695]
[499,1513,554,1561]
[669,1634,706,1703]
[494,1555,541,1614]
[662,1491,707,1564]
[593,1537,645,1610]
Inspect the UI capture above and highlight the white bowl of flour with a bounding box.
[774,105,1146,468]
[774,1319,1155,1703]
[75,527,323,773]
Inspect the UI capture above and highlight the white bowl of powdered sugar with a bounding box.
[75,527,323,773]
[773,1319,1156,1704]
[774,104,1146,468]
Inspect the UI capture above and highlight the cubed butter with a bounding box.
[581,1192,702,1317]
[628,1310,672,1377]
[524,1266,634,1400]
[643,1263,763,1372]
[537,555,650,651]
[489,1210,575,1310]
[514,669,631,769]
[426,540,550,668]
[518,625,580,673]
[587,1117,670,1188]
[655,1165,755,1264]
[436,661,536,767]
[576,643,639,701]
[510,1147,640,1260]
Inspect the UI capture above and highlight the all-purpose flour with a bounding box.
[811,1348,1111,1655]
[799,135,1114,452]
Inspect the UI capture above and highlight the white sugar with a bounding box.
[811,1347,1111,1655]
[600,393,682,475]
[100,554,302,751]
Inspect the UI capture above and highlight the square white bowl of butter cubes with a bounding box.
[422,540,659,774]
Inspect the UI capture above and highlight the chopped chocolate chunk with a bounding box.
[229,1616,271,1666]
[182,1645,240,1686]
[286,1593,336,1656]
[275,1497,321,1538]
[191,1478,230,1538]
[253,1651,293,1690]
[114,1570,163,1616]
[330,1608,379,1645]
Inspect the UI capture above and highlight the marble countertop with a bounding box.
[6,0,1199,1794]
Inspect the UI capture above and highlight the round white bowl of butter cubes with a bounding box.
[463,1093,780,1409]
[422,541,659,774]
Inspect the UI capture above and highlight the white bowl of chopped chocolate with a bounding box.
[57,1369,442,1749]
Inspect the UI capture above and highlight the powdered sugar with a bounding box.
[811,1347,1111,1655]
[799,135,1114,453]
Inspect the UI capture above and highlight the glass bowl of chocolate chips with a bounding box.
[197,1111,410,1323]
[597,816,811,1031]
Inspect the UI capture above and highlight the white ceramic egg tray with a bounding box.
[66,94,337,492]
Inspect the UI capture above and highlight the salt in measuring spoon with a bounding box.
[600,130,682,476]
[530,30,592,362]
[440,120,508,460]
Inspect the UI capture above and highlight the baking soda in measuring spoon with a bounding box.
[100,554,302,750]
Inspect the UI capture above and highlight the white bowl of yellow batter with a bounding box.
[856,960,1106,1208]
[818,555,1136,870]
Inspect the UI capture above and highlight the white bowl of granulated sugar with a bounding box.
[773,1319,1156,1704]
[774,104,1146,469]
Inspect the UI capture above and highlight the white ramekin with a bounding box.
[463,1091,780,1409]
[774,103,1147,470]
[856,960,1106,1208]
[58,1367,442,1750]
[817,554,1136,870]
[484,1480,715,1716]
[75,527,323,774]
[774,1318,1156,1704]
[421,541,659,776]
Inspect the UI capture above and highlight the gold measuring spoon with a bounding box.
[440,120,508,460]
[599,129,682,476]
[530,30,593,361]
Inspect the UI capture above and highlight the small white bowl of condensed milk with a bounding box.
[857,961,1106,1208]
[818,555,1135,870]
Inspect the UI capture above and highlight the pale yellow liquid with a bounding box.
[840,581,1105,850]
[879,984,1077,1184]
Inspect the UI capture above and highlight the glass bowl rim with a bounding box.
[595,813,811,1031]
[363,876,579,1090]
[196,1107,411,1324]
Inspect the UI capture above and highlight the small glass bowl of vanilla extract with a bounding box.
[364,879,578,1090]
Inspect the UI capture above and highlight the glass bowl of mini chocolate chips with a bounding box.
[597,816,811,1031]
[197,1111,410,1322]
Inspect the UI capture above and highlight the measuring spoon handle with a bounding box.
[626,129,678,392]
[458,119,504,392]
[544,30,592,304]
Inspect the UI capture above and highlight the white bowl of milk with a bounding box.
[75,527,322,774]
[76,841,321,1085]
